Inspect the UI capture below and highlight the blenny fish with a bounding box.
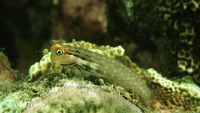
[50,44,151,102]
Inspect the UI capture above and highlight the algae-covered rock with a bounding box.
[1,40,200,113]
[0,40,145,112]
[28,40,200,112]
[0,52,17,89]
[0,72,143,113]
[0,91,31,113]
[24,79,142,113]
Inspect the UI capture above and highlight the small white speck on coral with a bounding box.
[50,87,60,93]
[64,81,78,87]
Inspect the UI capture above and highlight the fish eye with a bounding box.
[56,49,63,56]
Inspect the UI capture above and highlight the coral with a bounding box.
[146,68,200,111]
[50,43,151,102]
[52,39,125,58]
[29,52,63,81]
[176,46,199,74]
[30,39,151,103]
[29,40,125,81]
[106,0,200,85]
[28,40,200,112]
[155,0,200,84]
[24,79,142,113]
[124,55,200,111]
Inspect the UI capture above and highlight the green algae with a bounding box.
[0,91,31,113]
[0,70,144,112]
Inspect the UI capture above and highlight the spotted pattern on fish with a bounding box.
[51,44,152,102]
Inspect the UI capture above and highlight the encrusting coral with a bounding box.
[29,39,125,80]
[28,40,200,112]
[155,0,200,85]
[121,55,200,112]
[50,43,151,102]
[147,69,200,111]
[29,52,63,80]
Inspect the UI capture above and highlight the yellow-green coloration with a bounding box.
[156,0,200,85]
[29,40,125,81]
[0,91,31,113]
[29,52,63,81]
[51,39,125,58]
[146,68,200,111]
[50,43,151,103]
[28,40,200,111]
[23,79,142,113]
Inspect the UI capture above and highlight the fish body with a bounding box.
[51,44,151,102]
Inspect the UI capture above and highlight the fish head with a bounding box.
[51,44,77,65]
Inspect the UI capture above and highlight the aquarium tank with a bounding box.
[0,0,200,112]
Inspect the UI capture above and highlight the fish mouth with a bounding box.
[61,62,76,66]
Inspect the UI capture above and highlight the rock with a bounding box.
[24,78,142,113]
[0,52,16,88]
